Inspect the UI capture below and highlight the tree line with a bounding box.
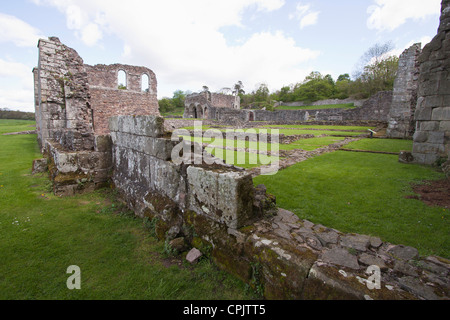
[0,108,35,120]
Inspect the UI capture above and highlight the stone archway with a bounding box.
[196,105,204,119]
[248,111,255,121]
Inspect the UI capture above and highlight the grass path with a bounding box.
[0,120,251,300]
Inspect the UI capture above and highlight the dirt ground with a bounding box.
[407,179,450,209]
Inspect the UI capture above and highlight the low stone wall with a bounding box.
[108,115,449,300]
[46,135,112,196]
[205,91,392,123]
[280,97,366,108]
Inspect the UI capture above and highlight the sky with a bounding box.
[0,0,443,112]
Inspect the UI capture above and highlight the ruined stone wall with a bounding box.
[387,44,422,139]
[207,91,392,123]
[107,115,449,300]
[34,37,95,151]
[86,64,159,135]
[211,92,239,109]
[184,91,239,119]
[109,115,262,229]
[45,135,112,196]
[281,97,366,108]
[412,0,450,164]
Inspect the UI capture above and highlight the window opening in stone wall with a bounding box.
[141,74,150,92]
[118,70,127,90]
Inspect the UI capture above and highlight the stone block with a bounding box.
[413,131,429,143]
[149,157,185,205]
[109,116,119,132]
[32,158,48,174]
[439,121,450,131]
[144,137,176,161]
[431,107,450,121]
[420,121,440,131]
[94,135,112,152]
[413,142,445,154]
[187,166,255,229]
[117,115,164,137]
[414,107,433,121]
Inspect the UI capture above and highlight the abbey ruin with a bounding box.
[32,0,450,300]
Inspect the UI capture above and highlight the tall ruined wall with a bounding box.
[387,44,422,139]
[34,37,95,151]
[86,64,160,135]
[412,0,450,164]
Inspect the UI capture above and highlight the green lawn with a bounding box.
[276,103,356,110]
[344,138,414,153]
[254,150,449,259]
[262,125,374,131]
[0,120,251,300]
[280,136,347,151]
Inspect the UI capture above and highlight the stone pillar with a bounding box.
[387,43,422,139]
[412,0,450,164]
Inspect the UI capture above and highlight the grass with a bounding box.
[344,138,414,153]
[280,137,347,151]
[254,150,449,258]
[205,147,278,169]
[276,103,356,110]
[262,125,374,131]
[0,120,252,300]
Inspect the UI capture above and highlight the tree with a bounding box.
[233,81,245,109]
[292,72,336,102]
[254,83,270,103]
[172,90,186,108]
[158,98,175,113]
[353,41,394,79]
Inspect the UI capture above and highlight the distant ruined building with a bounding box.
[183,90,240,119]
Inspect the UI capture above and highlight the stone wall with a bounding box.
[34,37,95,152]
[387,44,422,139]
[280,97,366,108]
[108,115,449,300]
[206,91,392,123]
[412,0,450,164]
[86,64,159,135]
[45,135,112,196]
[184,91,239,119]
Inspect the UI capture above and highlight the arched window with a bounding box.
[118,70,127,90]
[141,74,150,92]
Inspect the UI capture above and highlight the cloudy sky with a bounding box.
[0,0,443,112]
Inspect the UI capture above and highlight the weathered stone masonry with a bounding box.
[108,115,449,300]
[34,33,450,299]
[34,37,160,195]
[412,0,450,165]
[387,44,422,139]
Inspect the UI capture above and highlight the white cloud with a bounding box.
[300,12,319,29]
[0,13,44,47]
[367,0,441,32]
[32,0,318,97]
[80,23,102,47]
[290,2,320,29]
[0,59,35,110]
[256,0,285,12]
[0,89,35,112]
